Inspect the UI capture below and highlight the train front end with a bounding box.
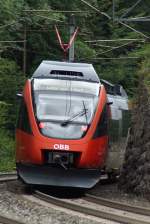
[16,61,108,188]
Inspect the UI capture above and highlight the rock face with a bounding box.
[119,80,150,197]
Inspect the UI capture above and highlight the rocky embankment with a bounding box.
[119,80,150,198]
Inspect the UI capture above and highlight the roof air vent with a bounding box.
[50,70,83,77]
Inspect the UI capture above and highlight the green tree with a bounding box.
[0,58,25,131]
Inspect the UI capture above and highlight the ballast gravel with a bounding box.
[0,182,119,224]
[89,181,150,208]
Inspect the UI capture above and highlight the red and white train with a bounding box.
[16,61,111,188]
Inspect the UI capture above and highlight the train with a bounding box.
[101,79,129,177]
[101,79,128,121]
[16,60,110,188]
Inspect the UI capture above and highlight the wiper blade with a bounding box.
[82,100,88,125]
[61,109,88,127]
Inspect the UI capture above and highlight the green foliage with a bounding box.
[98,58,139,96]
[0,58,25,130]
[0,101,10,129]
[0,130,15,171]
[75,40,97,60]
[140,58,150,91]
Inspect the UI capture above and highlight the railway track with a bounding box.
[0,214,25,224]
[34,190,150,224]
[0,173,25,224]
[1,173,150,224]
[85,193,150,217]
[0,172,17,183]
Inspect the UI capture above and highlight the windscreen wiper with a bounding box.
[61,108,88,126]
[82,100,88,125]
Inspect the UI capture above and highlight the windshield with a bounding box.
[33,79,99,139]
[34,91,98,125]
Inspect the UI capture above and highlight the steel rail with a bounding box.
[34,190,150,224]
[85,194,150,217]
[0,172,17,183]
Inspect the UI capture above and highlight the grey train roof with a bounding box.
[101,79,128,98]
[32,61,100,83]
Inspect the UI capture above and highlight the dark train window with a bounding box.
[100,80,115,95]
[93,104,108,139]
[16,99,32,134]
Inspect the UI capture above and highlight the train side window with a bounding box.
[16,99,32,134]
[93,104,108,138]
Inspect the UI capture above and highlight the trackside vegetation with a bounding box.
[0,59,25,171]
[0,131,15,171]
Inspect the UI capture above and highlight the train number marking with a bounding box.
[53,144,70,150]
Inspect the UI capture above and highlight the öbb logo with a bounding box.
[53,144,70,150]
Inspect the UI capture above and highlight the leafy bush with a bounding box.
[0,58,25,171]
[0,101,10,128]
[0,131,15,171]
[0,58,25,131]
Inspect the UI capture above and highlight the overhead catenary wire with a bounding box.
[0,11,68,32]
[119,18,150,22]
[0,21,19,30]
[79,0,111,19]
[1,43,140,59]
[112,1,150,39]
[23,10,91,13]
[0,46,10,49]
[97,56,140,59]
[129,15,150,20]
[120,0,143,18]
[19,27,67,32]
[119,21,150,39]
[92,43,116,48]
[0,2,148,65]
[96,41,135,56]
[83,56,141,60]
[85,38,145,43]
[0,45,52,56]
[35,15,64,23]
[0,40,26,43]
